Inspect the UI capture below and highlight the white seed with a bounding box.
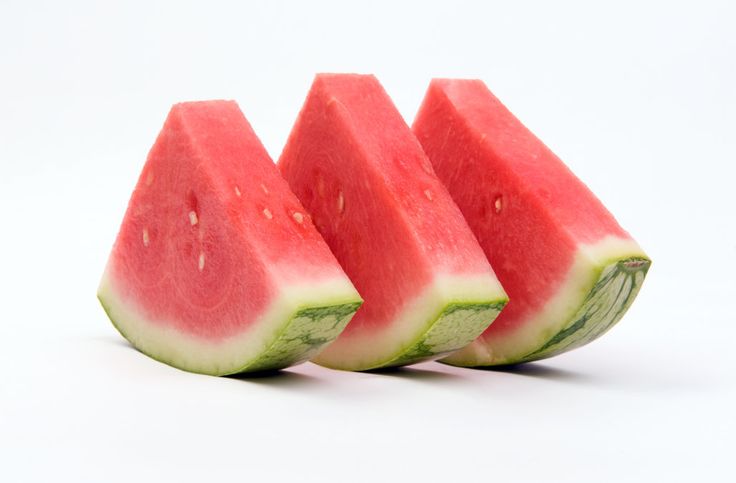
[293,212,304,224]
[234,186,241,197]
[198,252,205,271]
[494,196,502,213]
[261,183,269,194]
[337,191,344,213]
[188,211,198,226]
[263,208,273,219]
[424,189,433,201]
[142,228,150,247]
[145,172,154,186]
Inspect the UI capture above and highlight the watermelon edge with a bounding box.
[379,300,507,368]
[440,236,650,367]
[97,269,362,376]
[311,273,508,371]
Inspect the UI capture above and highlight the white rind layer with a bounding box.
[442,235,648,366]
[98,264,361,375]
[312,272,507,371]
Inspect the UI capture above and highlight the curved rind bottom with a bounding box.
[517,258,648,362]
[312,297,507,372]
[239,303,360,372]
[311,273,507,371]
[380,301,506,368]
[440,256,650,367]
[98,270,361,376]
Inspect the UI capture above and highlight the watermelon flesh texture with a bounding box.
[278,74,507,371]
[412,79,651,366]
[98,101,362,375]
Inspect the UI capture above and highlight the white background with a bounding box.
[1,1,734,481]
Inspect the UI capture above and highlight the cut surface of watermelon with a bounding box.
[278,74,507,371]
[412,79,650,366]
[98,100,362,375]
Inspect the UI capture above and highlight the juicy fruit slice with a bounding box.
[278,74,507,371]
[412,79,651,366]
[98,101,362,375]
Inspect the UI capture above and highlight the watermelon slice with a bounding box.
[98,100,362,375]
[278,74,507,371]
[412,79,651,366]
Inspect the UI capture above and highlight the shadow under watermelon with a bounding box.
[470,362,592,383]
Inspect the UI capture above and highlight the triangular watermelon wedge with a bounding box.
[98,101,362,375]
[413,79,651,366]
[278,74,508,371]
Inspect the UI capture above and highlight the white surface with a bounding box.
[1,1,734,481]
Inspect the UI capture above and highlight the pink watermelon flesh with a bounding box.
[98,101,362,375]
[412,79,651,366]
[278,74,507,371]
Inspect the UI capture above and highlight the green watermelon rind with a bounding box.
[380,300,507,368]
[517,257,649,362]
[311,272,508,372]
[440,240,650,367]
[237,301,361,373]
[98,274,362,376]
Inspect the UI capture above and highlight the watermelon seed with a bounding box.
[142,229,150,247]
[188,211,199,226]
[145,172,154,186]
[424,189,433,201]
[198,252,205,271]
[337,191,344,213]
[494,196,503,214]
[263,208,273,219]
[234,186,241,197]
[293,212,304,224]
[261,183,269,194]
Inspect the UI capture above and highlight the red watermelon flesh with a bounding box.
[412,79,651,366]
[98,101,362,375]
[278,74,507,371]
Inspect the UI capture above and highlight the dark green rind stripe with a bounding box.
[235,302,361,374]
[517,257,650,363]
[377,301,507,369]
[98,296,361,376]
